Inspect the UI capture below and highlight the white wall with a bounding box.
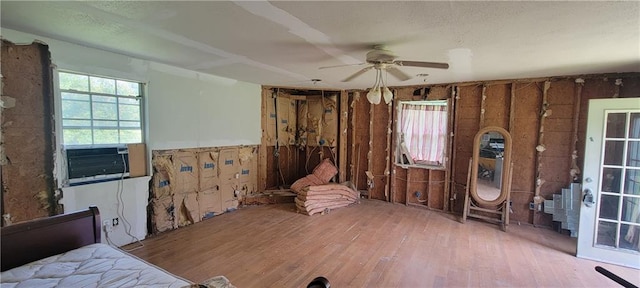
[147,64,261,150]
[1,28,262,245]
[60,176,150,246]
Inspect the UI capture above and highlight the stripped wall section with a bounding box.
[0,41,56,224]
[260,88,343,191]
[345,73,640,227]
[150,145,258,234]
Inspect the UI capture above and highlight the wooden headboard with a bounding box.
[1,206,101,271]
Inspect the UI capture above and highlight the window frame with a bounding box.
[58,70,145,148]
[395,99,450,170]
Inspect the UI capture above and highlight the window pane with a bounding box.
[629,113,640,139]
[63,119,91,127]
[93,95,117,103]
[92,102,117,120]
[90,76,116,94]
[93,120,118,127]
[119,104,140,121]
[599,194,620,220]
[120,121,140,128]
[120,129,142,143]
[63,129,92,145]
[606,113,627,138]
[604,140,624,165]
[119,97,139,105]
[628,141,640,167]
[625,169,640,195]
[596,221,617,247]
[62,99,90,119]
[117,80,139,96]
[620,224,640,252]
[94,129,119,144]
[602,167,622,193]
[59,72,88,91]
[61,92,89,101]
[621,196,640,224]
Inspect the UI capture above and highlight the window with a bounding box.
[396,100,449,169]
[59,71,143,146]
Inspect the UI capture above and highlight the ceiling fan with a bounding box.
[320,45,449,104]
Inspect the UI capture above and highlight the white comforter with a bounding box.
[0,243,191,288]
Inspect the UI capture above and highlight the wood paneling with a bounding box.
[128,201,639,287]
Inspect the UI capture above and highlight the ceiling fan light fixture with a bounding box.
[382,86,393,104]
[367,87,381,105]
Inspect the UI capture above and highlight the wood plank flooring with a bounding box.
[127,199,639,287]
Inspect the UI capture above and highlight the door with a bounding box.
[578,98,640,268]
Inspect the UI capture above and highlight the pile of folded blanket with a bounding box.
[290,158,359,215]
[295,182,359,215]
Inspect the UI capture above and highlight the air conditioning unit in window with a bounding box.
[65,146,130,185]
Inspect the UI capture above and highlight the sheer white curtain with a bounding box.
[400,103,447,164]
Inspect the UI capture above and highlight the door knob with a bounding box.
[583,188,595,207]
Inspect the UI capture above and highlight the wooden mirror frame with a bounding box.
[469,126,513,207]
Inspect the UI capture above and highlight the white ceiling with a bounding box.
[2,1,639,89]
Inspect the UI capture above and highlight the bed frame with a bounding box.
[1,206,101,271]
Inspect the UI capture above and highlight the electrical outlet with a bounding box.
[102,220,113,233]
[112,218,119,226]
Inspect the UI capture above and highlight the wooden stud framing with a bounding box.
[258,88,269,192]
[384,99,393,202]
[339,90,349,182]
[426,170,432,208]
[350,92,357,184]
[509,83,516,133]
[405,169,411,206]
[367,100,374,199]
[390,98,398,203]
[569,79,584,183]
[480,85,487,128]
[534,81,551,205]
[450,86,461,211]
[444,86,455,211]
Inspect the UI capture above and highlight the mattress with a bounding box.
[1,243,191,288]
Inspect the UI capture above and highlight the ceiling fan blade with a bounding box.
[342,66,373,82]
[319,62,366,70]
[386,66,412,82]
[395,60,449,69]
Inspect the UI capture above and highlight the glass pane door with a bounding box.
[596,112,640,252]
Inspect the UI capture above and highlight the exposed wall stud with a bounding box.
[570,78,585,182]
[444,86,454,211]
[338,90,349,182]
[509,83,516,133]
[350,92,359,188]
[480,84,487,128]
[533,81,551,205]
[384,96,393,201]
[450,86,461,211]
[367,100,374,199]
[258,88,268,192]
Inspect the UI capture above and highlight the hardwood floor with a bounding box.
[127,199,639,287]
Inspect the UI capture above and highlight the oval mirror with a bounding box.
[470,127,512,206]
